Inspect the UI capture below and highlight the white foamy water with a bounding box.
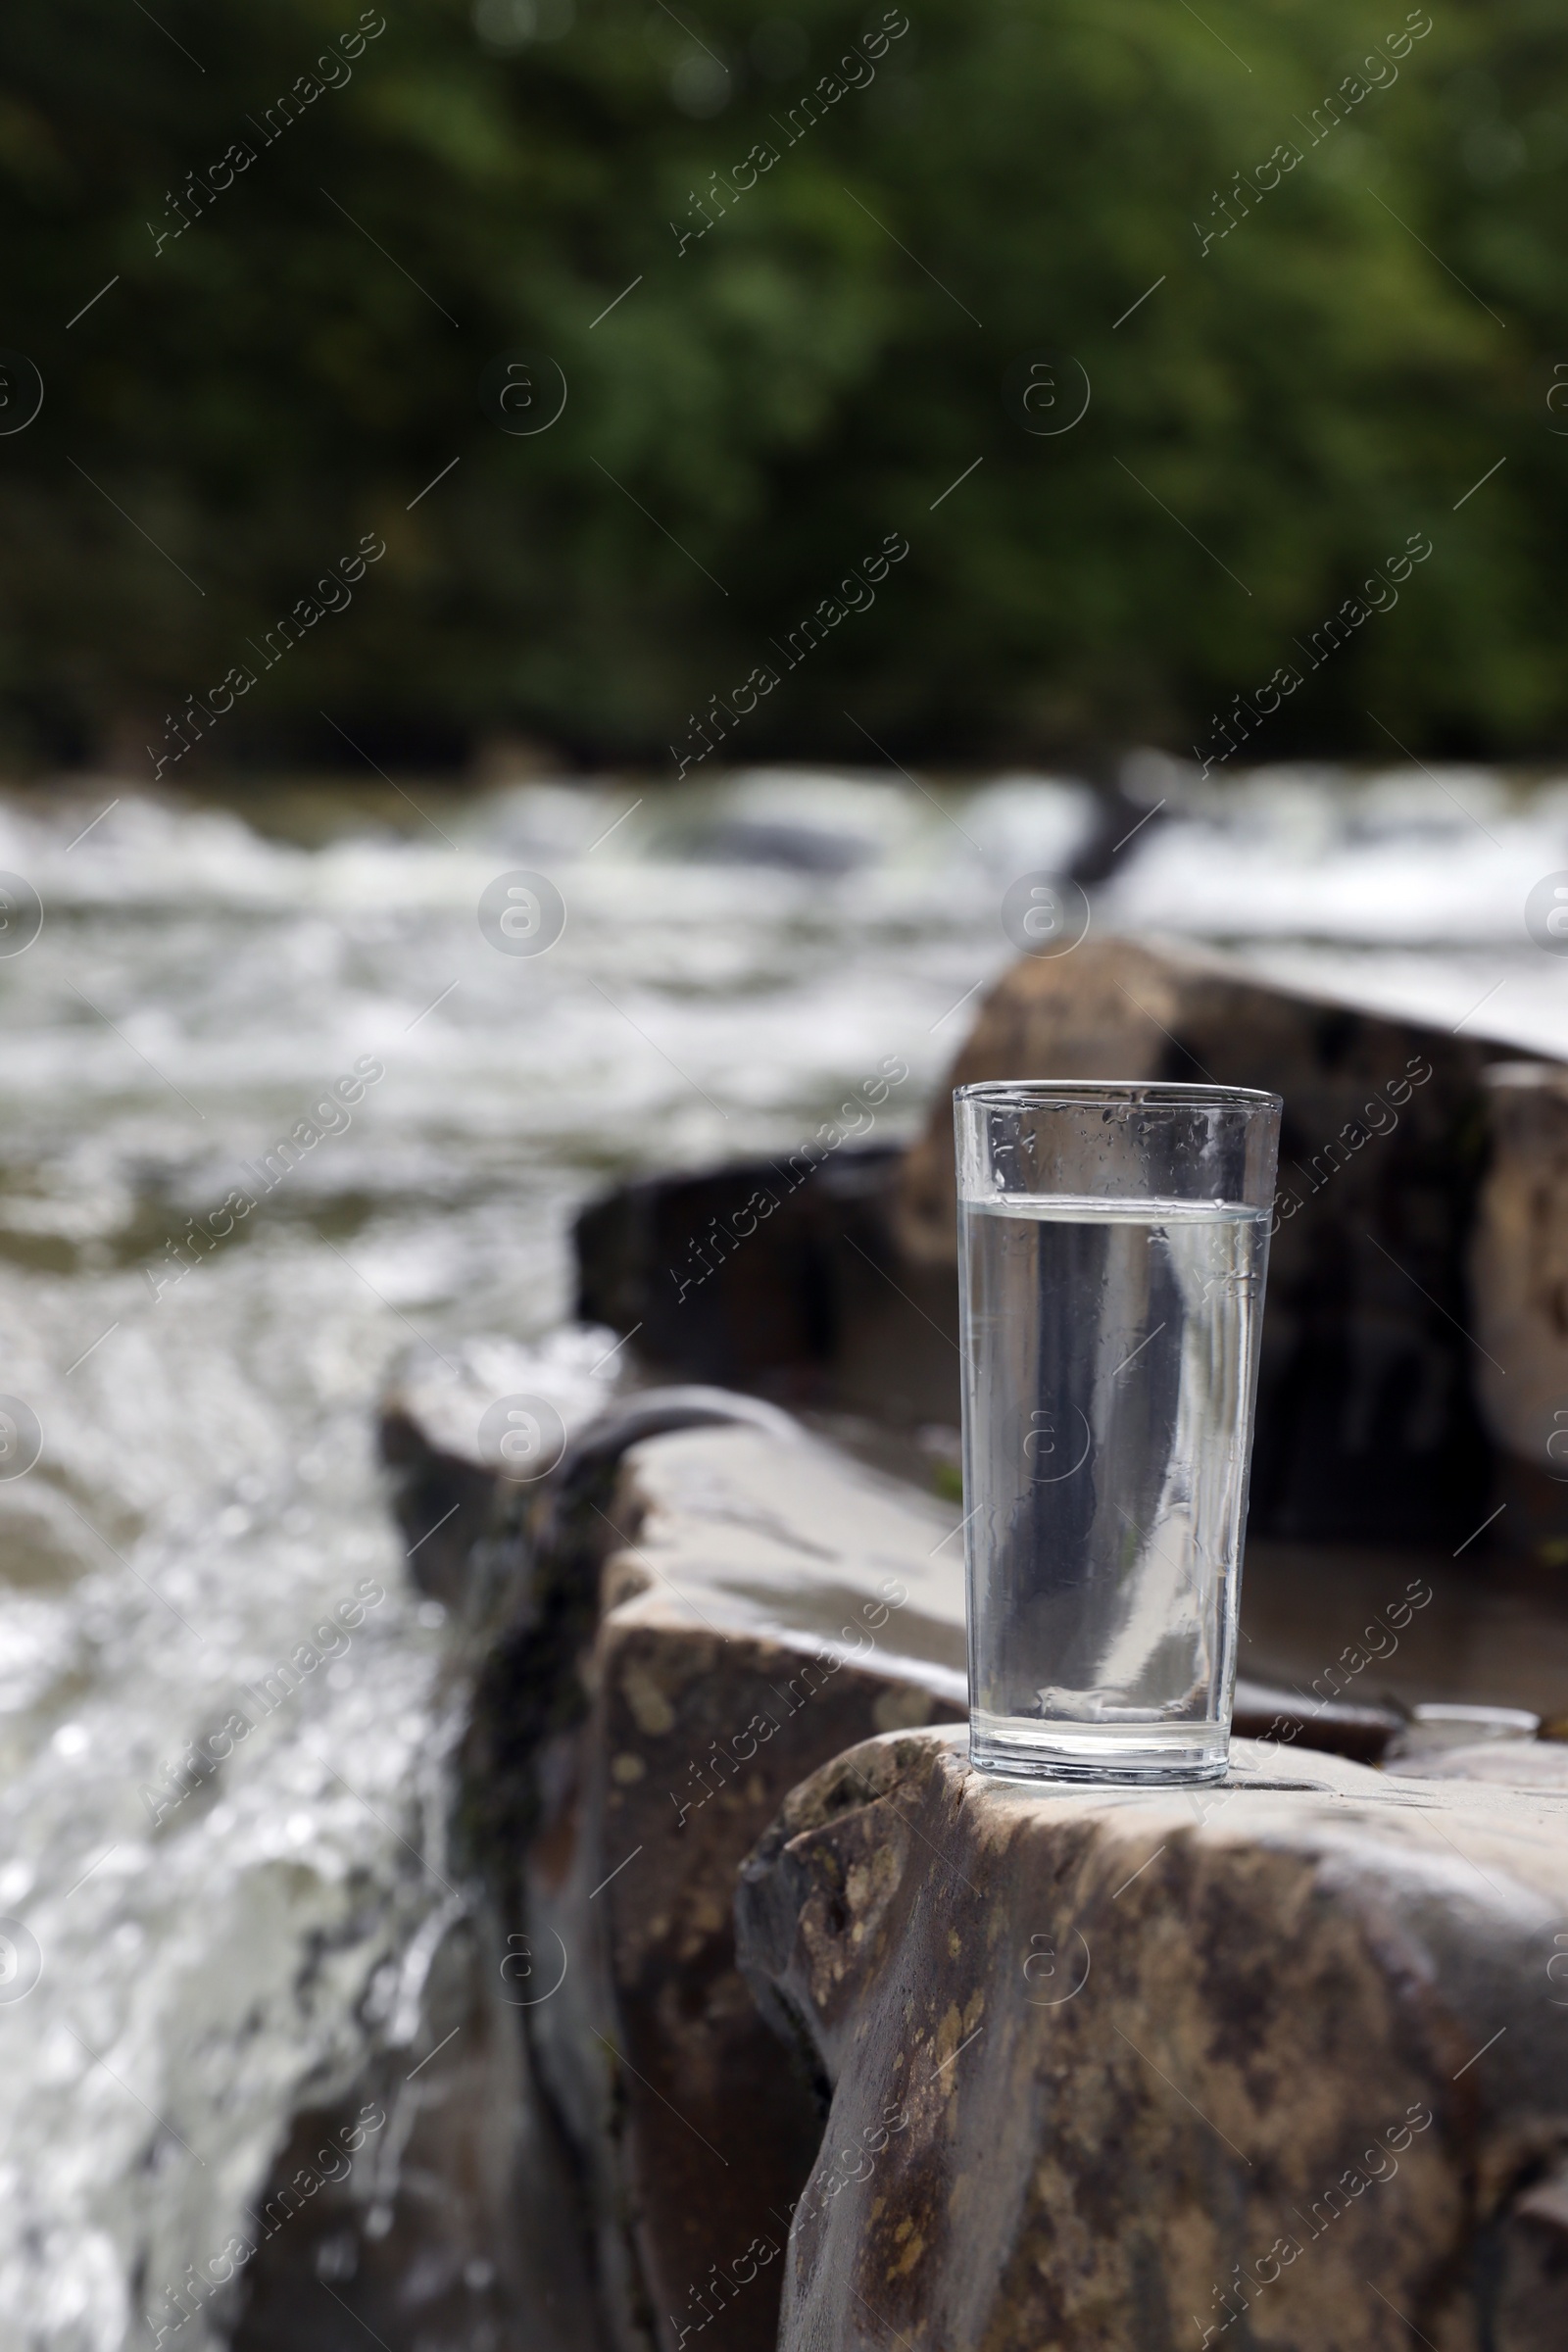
[0,758,1564,2348]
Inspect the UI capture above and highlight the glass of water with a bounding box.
[956,1080,1281,1785]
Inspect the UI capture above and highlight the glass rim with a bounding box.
[954,1079,1282,1112]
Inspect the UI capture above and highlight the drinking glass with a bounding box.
[956,1080,1282,1784]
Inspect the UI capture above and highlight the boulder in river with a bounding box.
[411,1384,970,2352]
[576,936,1568,1556]
[737,1721,1568,2351]
[895,934,1520,1546]
[375,1373,1500,2352]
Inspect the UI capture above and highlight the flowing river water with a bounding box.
[1,760,1566,2349]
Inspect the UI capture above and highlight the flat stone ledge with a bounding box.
[737,1724,1568,2351]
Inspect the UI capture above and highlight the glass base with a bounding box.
[969,1713,1229,1787]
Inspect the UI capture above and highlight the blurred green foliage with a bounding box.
[0,0,1563,770]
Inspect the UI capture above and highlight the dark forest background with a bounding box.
[1,0,1564,775]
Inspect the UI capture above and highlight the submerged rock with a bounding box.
[228,1908,603,2352]
[737,1722,1568,2351]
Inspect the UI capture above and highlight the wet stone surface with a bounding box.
[737,1723,1568,2352]
[468,1418,968,2352]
